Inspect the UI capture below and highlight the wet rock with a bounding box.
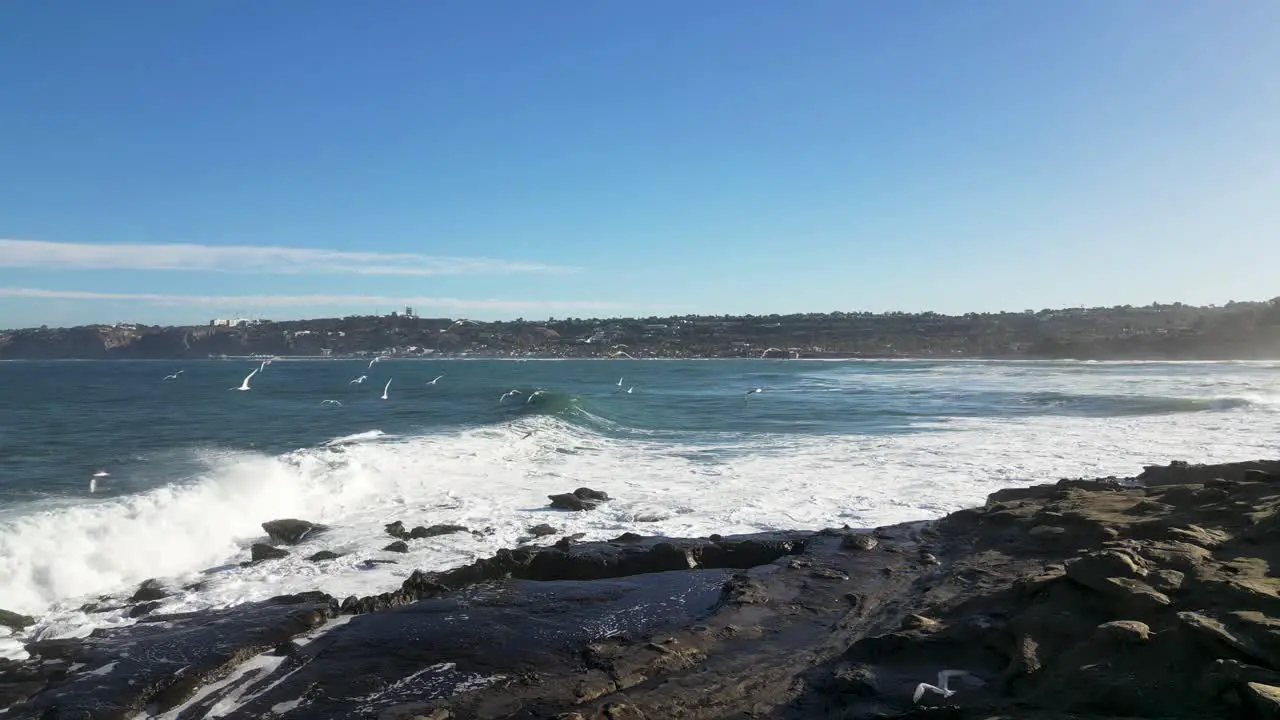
[262,518,328,545]
[0,608,35,630]
[385,520,410,540]
[409,524,468,539]
[840,533,878,551]
[128,601,163,618]
[528,523,559,537]
[308,550,342,562]
[251,543,289,562]
[130,578,169,603]
[384,541,410,553]
[549,487,611,511]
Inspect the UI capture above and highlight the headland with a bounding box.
[3,299,1280,360]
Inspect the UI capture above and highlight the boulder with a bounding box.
[409,524,468,539]
[385,521,410,540]
[130,579,169,603]
[0,608,34,631]
[251,543,289,562]
[528,523,559,538]
[307,551,342,562]
[549,487,612,511]
[261,518,327,545]
[384,541,409,553]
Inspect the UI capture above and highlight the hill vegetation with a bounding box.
[2,299,1279,360]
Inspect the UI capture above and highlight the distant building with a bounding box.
[210,318,252,327]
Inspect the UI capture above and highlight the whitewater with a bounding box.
[1,358,1278,661]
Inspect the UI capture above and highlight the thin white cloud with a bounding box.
[0,239,578,276]
[0,287,654,312]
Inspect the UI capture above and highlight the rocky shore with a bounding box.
[5,459,1280,719]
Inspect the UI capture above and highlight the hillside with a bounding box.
[2,299,1279,360]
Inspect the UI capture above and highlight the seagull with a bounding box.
[380,378,392,400]
[258,360,268,373]
[745,387,764,398]
[368,356,386,370]
[617,377,623,387]
[526,390,546,404]
[232,367,259,391]
[320,399,342,406]
[912,670,986,704]
[499,389,522,404]
[626,386,634,394]
[426,375,443,385]
[90,470,108,494]
[163,370,184,381]
[349,375,367,384]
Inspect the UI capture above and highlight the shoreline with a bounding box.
[5,459,1280,718]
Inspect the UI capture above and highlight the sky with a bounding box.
[1,1,1278,329]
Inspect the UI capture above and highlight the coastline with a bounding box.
[5,459,1280,718]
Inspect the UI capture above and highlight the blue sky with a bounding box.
[1,1,1277,329]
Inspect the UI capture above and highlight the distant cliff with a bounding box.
[3,299,1280,360]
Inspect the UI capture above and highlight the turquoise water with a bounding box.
[0,358,1277,657]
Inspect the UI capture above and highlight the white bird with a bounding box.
[380,378,392,400]
[320,399,342,406]
[163,370,184,381]
[746,387,764,397]
[626,386,634,394]
[617,376,623,387]
[89,470,108,493]
[368,356,385,370]
[350,375,367,384]
[912,670,985,704]
[499,389,522,404]
[526,390,546,404]
[426,375,443,385]
[258,360,268,373]
[232,367,259,391]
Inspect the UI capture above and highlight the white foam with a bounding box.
[1,361,1278,662]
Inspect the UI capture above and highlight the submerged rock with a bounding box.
[262,518,327,545]
[384,541,409,553]
[528,523,559,537]
[409,524,468,539]
[307,550,342,562]
[251,543,289,562]
[385,520,410,540]
[130,578,169,603]
[549,487,612,511]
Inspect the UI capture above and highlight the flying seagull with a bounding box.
[912,669,986,704]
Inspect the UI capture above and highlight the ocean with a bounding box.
[1,358,1277,660]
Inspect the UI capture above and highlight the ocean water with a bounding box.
[1,358,1277,659]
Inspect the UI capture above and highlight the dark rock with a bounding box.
[130,578,169,603]
[385,520,410,540]
[261,518,327,545]
[384,541,409,553]
[840,533,878,551]
[251,543,289,562]
[409,524,468,539]
[0,608,35,630]
[549,487,611,511]
[128,601,163,618]
[528,523,559,537]
[307,550,342,562]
